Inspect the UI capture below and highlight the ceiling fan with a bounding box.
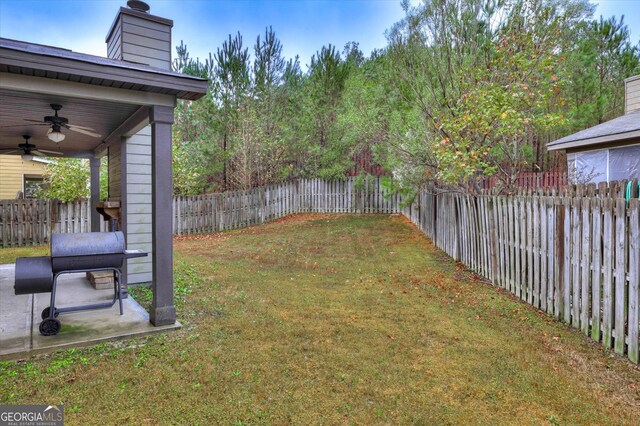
[0,135,63,161]
[20,104,102,142]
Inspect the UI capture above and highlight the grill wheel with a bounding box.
[41,307,59,320]
[39,318,61,336]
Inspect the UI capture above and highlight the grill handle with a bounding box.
[124,250,147,260]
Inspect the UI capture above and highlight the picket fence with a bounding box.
[173,177,402,234]
[478,171,568,190]
[0,198,107,247]
[173,177,640,363]
[1,177,638,363]
[405,183,640,364]
[0,177,399,246]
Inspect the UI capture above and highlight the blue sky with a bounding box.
[0,0,638,71]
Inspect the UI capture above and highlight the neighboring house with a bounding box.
[0,156,49,199]
[547,75,640,183]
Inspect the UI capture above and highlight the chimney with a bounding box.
[625,75,640,114]
[106,1,173,70]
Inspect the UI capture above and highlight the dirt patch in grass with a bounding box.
[2,215,639,424]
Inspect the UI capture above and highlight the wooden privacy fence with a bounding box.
[1,177,401,245]
[479,171,569,190]
[515,171,568,189]
[0,199,107,247]
[173,177,403,234]
[406,184,640,364]
[2,176,639,364]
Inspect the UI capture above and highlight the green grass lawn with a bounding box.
[1,215,639,424]
[0,244,48,264]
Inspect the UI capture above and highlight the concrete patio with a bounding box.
[0,264,179,360]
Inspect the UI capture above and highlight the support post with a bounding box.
[149,105,176,326]
[89,157,101,232]
[119,138,128,297]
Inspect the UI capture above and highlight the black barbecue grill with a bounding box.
[14,231,146,336]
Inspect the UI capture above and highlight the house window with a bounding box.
[573,149,607,183]
[609,144,640,181]
[23,174,44,198]
[570,143,640,183]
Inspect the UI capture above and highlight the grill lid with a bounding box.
[51,231,126,258]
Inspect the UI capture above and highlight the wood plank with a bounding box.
[496,197,505,287]
[520,197,528,300]
[540,196,548,312]
[506,196,514,293]
[580,198,591,335]
[533,196,540,307]
[614,198,627,355]
[591,199,602,343]
[546,197,555,315]
[602,198,614,349]
[563,198,572,323]
[527,197,534,304]
[488,197,499,284]
[571,198,582,328]
[628,199,639,363]
[513,196,521,298]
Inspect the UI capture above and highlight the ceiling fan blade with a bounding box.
[24,119,47,124]
[0,123,46,128]
[37,149,63,155]
[32,150,47,157]
[0,150,18,154]
[66,126,101,138]
[67,123,98,131]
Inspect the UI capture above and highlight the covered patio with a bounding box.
[0,264,177,359]
[0,3,207,358]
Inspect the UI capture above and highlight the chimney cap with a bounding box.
[127,1,150,13]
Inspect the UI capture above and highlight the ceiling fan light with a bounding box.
[48,130,65,143]
[21,154,34,162]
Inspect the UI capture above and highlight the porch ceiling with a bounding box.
[0,88,140,157]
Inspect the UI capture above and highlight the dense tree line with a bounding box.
[172,0,639,195]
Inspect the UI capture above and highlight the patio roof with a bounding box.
[0,37,208,157]
[547,109,640,151]
[0,37,207,100]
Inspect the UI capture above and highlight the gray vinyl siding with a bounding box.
[626,77,640,114]
[108,143,121,200]
[125,125,153,284]
[107,12,172,70]
[107,20,123,60]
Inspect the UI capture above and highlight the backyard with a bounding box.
[1,214,639,424]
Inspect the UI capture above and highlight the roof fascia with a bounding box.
[0,47,207,99]
[0,72,176,107]
[547,129,640,151]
